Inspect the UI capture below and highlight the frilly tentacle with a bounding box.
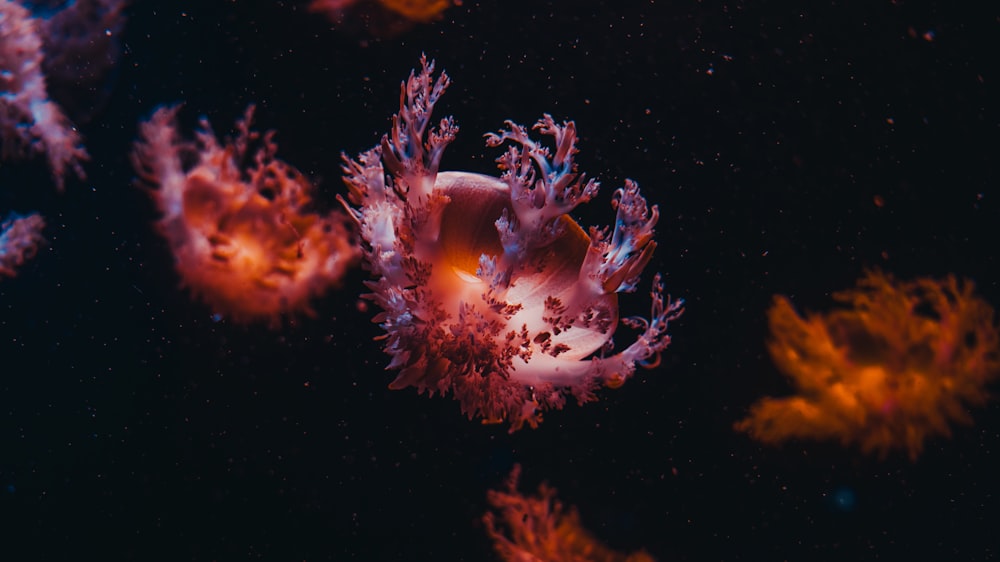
[380,54,458,201]
[486,114,599,263]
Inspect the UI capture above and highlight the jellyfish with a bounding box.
[131,104,360,323]
[736,270,1000,459]
[340,57,683,431]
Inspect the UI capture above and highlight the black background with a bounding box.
[1,0,998,560]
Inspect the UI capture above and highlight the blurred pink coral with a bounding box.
[37,0,129,123]
[0,0,91,188]
[485,464,656,562]
[0,211,45,278]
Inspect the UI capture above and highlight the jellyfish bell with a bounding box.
[436,171,619,368]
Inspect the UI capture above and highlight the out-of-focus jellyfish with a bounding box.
[736,270,1000,459]
[309,0,454,37]
[131,104,360,323]
[0,0,90,188]
[340,57,683,431]
[484,464,656,562]
[0,211,45,278]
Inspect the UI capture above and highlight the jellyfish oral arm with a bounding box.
[485,116,598,258]
[379,58,457,203]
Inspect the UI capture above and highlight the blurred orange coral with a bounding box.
[308,0,454,37]
[736,270,1000,459]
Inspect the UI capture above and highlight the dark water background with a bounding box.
[1,1,997,560]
